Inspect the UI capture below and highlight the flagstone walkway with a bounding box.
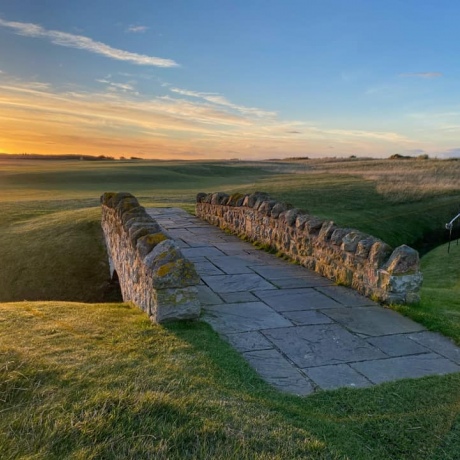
[147,207,460,395]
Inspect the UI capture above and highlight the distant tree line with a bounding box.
[0,153,144,161]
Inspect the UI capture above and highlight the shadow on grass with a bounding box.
[165,319,460,460]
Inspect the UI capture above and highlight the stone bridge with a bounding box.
[101,192,460,394]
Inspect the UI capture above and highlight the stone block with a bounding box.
[384,244,420,275]
[151,259,200,289]
[368,241,393,268]
[152,286,200,322]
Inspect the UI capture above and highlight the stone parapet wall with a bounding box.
[101,192,200,323]
[196,191,422,304]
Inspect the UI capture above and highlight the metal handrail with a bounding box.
[446,212,460,253]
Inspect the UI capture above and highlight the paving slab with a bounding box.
[250,265,320,280]
[317,285,379,307]
[262,324,386,368]
[281,310,334,326]
[206,256,255,275]
[243,349,314,395]
[202,273,276,293]
[324,307,426,337]
[255,288,342,311]
[351,353,460,384]
[212,242,253,254]
[196,285,223,306]
[223,331,274,353]
[269,277,333,289]
[367,334,429,357]
[304,364,372,390]
[203,302,293,334]
[182,246,226,259]
[219,291,259,303]
[193,261,225,276]
[147,207,460,395]
[408,331,460,364]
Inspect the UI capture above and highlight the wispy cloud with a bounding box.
[0,18,178,67]
[399,72,443,79]
[170,87,276,118]
[96,78,137,94]
[0,76,428,159]
[126,25,149,33]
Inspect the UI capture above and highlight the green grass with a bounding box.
[250,171,459,250]
[1,301,459,459]
[0,157,459,458]
[393,241,460,345]
[0,207,109,302]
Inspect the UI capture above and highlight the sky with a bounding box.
[0,0,459,160]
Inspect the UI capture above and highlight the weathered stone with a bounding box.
[270,202,291,218]
[210,192,229,205]
[115,196,140,217]
[153,286,200,322]
[318,221,336,242]
[236,195,247,206]
[136,232,169,257]
[258,200,277,216]
[279,208,301,226]
[196,192,207,203]
[295,214,310,230]
[368,241,393,268]
[227,193,245,206]
[150,206,460,392]
[356,237,378,258]
[129,225,164,247]
[144,239,182,269]
[151,258,200,289]
[330,228,351,246]
[342,231,365,252]
[101,195,201,324]
[195,191,422,304]
[384,244,420,275]
[120,207,146,228]
[123,213,153,228]
[304,217,324,234]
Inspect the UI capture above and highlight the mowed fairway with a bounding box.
[1,158,459,459]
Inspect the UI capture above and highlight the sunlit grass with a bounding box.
[1,301,459,459]
[0,157,459,458]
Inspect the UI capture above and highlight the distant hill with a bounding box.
[0,153,118,161]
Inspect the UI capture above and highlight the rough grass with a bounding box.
[0,207,110,302]
[0,157,459,458]
[1,301,459,460]
[393,241,460,344]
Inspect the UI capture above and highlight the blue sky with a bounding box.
[0,0,458,159]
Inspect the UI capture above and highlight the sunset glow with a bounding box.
[0,1,459,159]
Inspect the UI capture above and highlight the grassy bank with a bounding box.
[394,241,460,344]
[1,301,459,459]
[0,157,459,458]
